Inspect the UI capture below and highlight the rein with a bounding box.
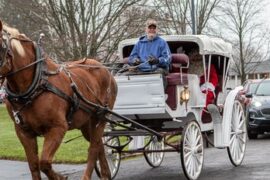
[0,58,44,79]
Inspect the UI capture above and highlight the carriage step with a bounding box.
[207,104,222,124]
[104,130,153,136]
[162,120,184,129]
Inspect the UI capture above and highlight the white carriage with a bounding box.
[97,35,247,180]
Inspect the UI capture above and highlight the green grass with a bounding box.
[0,105,89,163]
[0,105,180,163]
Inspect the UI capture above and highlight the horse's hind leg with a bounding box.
[40,126,67,180]
[82,120,111,180]
[15,127,41,180]
[97,138,111,180]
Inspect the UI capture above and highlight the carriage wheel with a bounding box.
[143,136,165,167]
[95,136,121,179]
[227,100,247,166]
[180,120,204,180]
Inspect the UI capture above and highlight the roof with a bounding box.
[118,35,233,59]
[250,60,270,73]
[230,60,270,76]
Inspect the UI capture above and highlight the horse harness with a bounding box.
[0,33,112,132]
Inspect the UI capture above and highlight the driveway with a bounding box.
[1,135,270,180]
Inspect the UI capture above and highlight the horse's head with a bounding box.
[0,20,35,79]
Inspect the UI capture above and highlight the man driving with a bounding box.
[128,19,171,74]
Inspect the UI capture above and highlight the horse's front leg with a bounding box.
[82,120,111,180]
[15,126,41,180]
[40,126,67,180]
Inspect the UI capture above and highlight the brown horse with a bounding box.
[0,20,117,180]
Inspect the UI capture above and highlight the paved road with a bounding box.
[1,135,270,180]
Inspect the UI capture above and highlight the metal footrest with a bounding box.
[207,104,222,124]
[104,129,153,136]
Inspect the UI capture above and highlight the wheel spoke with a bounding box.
[230,136,236,152]
[185,132,192,145]
[191,157,196,177]
[238,119,245,129]
[195,131,201,146]
[188,128,194,144]
[234,139,239,160]
[229,134,236,145]
[195,143,202,150]
[184,151,192,158]
[186,154,192,169]
[189,156,194,176]
[238,135,246,144]
[236,111,243,126]
[184,143,192,150]
[108,159,115,172]
[194,152,202,167]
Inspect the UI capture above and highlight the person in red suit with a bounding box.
[200,62,218,117]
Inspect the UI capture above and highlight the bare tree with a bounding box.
[0,0,46,39]
[195,0,222,34]
[1,0,147,62]
[218,0,270,84]
[153,0,189,34]
[153,0,221,35]
[33,0,147,62]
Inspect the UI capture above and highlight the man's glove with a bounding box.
[133,58,141,66]
[148,56,159,65]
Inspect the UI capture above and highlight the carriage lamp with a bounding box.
[180,86,190,110]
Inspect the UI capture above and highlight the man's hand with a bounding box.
[148,56,159,65]
[133,58,141,66]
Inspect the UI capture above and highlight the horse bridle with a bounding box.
[0,30,42,83]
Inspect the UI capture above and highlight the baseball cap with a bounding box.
[146,19,157,28]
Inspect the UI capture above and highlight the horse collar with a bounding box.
[5,43,45,104]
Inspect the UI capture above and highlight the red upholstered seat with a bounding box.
[170,53,189,73]
[166,54,189,110]
[166,73,188,85]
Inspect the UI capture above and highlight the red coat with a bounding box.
[200,64,218,87]
[200,64,218,106]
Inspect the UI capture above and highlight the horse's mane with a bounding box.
[2,23,29,56]
[3,23,31,40]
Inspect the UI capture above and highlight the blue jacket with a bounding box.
[128,35,171,72]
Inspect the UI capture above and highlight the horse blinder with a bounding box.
[0,32,10,67]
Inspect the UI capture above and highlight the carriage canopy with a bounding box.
[118,35,233,60]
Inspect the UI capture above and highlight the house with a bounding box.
[227,60,270,88]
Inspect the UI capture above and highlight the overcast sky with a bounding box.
[261,3,270,28]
